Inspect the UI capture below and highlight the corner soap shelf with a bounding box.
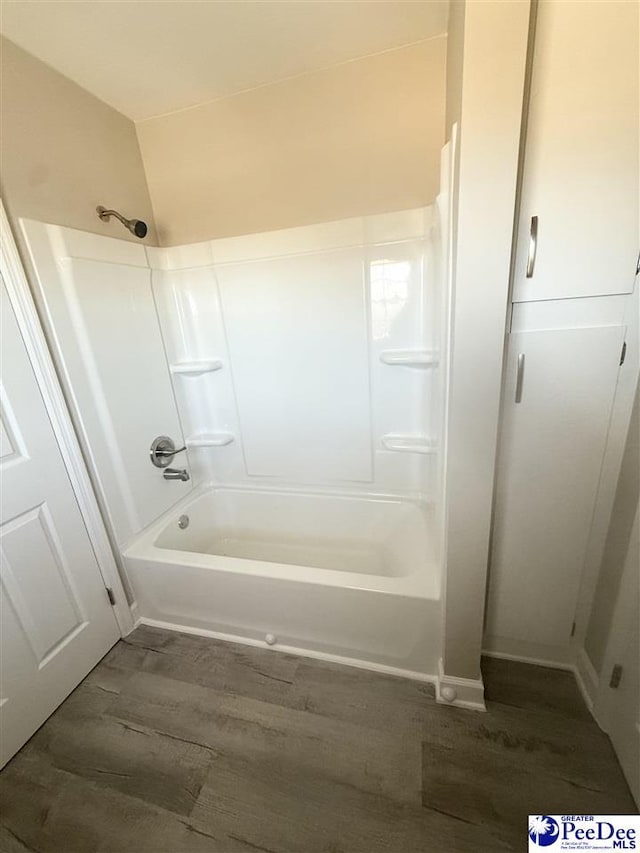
[170,359,223,376]
[380,349,438,367]
[382,435,437,455]
[186,432,235,448]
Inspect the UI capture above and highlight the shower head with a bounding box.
[97,206,148,239]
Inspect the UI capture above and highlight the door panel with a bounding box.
[512,0,638,302]
[486,326,624,652]
[595,508,639,806]
[0,277,120,767]
[2,504,86,661]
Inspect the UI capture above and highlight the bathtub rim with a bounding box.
[123,483,441,600]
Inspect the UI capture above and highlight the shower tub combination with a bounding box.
[124,486,442,677]
[22,176,454,682]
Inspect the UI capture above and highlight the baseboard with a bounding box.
[126,601,140,635]
[134,619,490,713]
[483,644,601,723]
[482,635,575,669]
[436,658,486,711]
[575,646,599,714]
[137,617,439,687]
[482,648,576,672]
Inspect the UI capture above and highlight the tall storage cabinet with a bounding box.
[512,0,638,303]
[486,326,626,658]
[485,0,639,665]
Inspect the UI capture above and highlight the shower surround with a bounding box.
[21,152,453,679]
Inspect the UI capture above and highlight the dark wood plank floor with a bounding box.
[0,626,635,852]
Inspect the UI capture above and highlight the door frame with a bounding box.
[0,200,133,636]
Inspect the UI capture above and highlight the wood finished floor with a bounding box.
[0,626,635,853]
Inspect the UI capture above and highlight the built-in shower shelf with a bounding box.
[186,432,235,448]
[379,349,438,367]
[382,434,437,455]
[170,359,223,376]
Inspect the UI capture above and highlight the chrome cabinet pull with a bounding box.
[515,353,525,403]
[526,215,538,278]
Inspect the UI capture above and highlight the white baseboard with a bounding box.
[482,635,576,669]
[482,648,576,672]
[483,644,601,723]
[436,658,486,711]
[136,617,439,687]
[127,601,140,635]
[575,646,599,714]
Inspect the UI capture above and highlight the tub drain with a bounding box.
[178,514,189,530]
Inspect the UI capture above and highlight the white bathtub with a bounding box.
[123,487,442,678]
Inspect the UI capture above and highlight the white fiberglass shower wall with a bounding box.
[150,206,442,499]
[20,144,453,679]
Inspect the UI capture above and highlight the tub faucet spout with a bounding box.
[163,468,190,482]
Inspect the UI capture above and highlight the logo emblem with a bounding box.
[529,816,559,847]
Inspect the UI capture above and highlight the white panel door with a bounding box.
[0,277,119,768]
[595,508,639,806]
[486,326,625,651]
[512,0,638,302]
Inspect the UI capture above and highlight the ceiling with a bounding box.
[0,1,449,122]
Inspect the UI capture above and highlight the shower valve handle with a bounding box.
[154,445,186,456]
[150,435,186,468]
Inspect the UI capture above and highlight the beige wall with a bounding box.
[445,0,465,138]
[137,38,446,246]
[0,37,156,244]
[585,383,640,675]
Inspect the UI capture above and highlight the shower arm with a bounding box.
[96,205,148,239]
[97,207,128,228]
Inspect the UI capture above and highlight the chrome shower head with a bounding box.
[97,206,148,239]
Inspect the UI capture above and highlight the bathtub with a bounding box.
[123,487,442,679]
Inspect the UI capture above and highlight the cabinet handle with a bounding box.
[526,215,538,278]
[515,353,525,403]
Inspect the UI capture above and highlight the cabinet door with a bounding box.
[512,0,638,302]
[486,326,625,652]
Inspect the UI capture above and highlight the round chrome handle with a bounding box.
[149,435,185,468]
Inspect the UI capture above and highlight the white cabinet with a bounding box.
[512,0,638,303]
[485,326,625,658]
